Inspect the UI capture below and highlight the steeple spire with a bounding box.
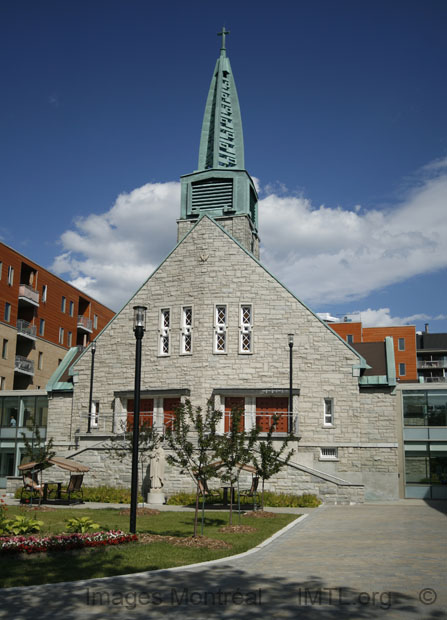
[178,30,260,258]
[197,28,244,171]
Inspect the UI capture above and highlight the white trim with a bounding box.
[214,304,227,354]
[323,397,334,427]
[159,307,171,356]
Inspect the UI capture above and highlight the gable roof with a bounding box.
[72,214,368,372]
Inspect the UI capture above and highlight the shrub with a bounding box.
[82,486,144,504]
[66,517,100,533]
[167,490,321,508]
[14,485,144,504]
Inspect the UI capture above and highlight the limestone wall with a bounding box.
[46,217,399,502]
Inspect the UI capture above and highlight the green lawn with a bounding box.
[0,507,298,588]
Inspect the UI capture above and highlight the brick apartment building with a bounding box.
[0,241,114,392]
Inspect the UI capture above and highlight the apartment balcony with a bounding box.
[417,359,447,369]
[16,319,37,340]
[14,355,34,376]
[77,315,93,333]
[422,376,447,383]
[18,284,40,307]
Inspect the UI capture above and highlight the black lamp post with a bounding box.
[87,340,96,434]
[288,333,294,433]
[130,305,147,534]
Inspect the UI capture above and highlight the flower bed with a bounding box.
[0,530,138,554]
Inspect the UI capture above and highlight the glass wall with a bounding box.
[403,390,447,426]
[0,394,48,487]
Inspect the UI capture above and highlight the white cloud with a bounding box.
[352,308,431,327]
[259,161,447,305]
[51,183,180,309]
[51,159,447,313]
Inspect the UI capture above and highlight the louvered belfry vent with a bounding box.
[191,178,233,211]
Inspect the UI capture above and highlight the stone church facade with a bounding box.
[45,32,399,503]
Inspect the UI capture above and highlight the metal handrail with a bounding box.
[77,316,93,331]
[14,355,34,374]
[17,319,37,338]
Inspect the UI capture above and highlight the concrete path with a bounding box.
[0,501,445,619]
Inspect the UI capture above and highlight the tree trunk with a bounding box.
[193,482,200,537]
[261,478,265,511]
[229,483,233,525]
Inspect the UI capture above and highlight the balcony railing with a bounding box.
[16,319,37,340]
[417,360,447,369]
[422,376,447,383]
[77,316,93,332]
[18,284,40,306]
[14,355,34,375]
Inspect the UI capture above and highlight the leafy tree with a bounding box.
[251,415,295,510]
[216,406,260,524]
[164,400,223,537]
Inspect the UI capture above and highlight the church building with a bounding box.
[46,31,400,503]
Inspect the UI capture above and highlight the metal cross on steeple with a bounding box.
[218,27,230,55]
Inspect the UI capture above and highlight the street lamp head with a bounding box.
[133,306,148,330]
[288,333,294,346]
[91,340,96,352]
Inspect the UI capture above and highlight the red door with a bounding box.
[224,397,245,432]
[127,398,154,429]
[164,398,181,430]
[255,397,289,432]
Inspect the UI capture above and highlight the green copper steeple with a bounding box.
[178,29,260,258]
[198,27,245,170]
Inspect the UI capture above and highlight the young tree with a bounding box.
[164,400,223,537]
[106,419,163,501]
[216,406,260,525]
[21,422,56,505]
[251,415,295,510]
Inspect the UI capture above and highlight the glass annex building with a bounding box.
[0,392,48,487]
[403,387,447,498]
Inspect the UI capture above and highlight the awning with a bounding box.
[19,456,90,473]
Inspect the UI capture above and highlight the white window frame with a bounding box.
[239,304,253,354]
[38,352,43,370]
[159,308,171,356]
[7,266,14,286]
[2,339,8,359]
[320,447,338,460]
[93,314,98,329]
[399,363,406,376]
[4,302,11,322]
[214,304,227,354]
[69,301,74,317]
[67,331,72,348]
[181,306,193,355]
[323,398,334,427]
[39,319,45,337]
[61,296,66,313]
[59,327,64,345]
[0,377,5,390]
[42,285,47,303]
[398,337,405,351]
[91,401,99,428]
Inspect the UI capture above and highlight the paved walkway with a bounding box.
[0,501,445,619]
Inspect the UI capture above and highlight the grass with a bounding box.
[0,507,299,588]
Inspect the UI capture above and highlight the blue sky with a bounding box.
[1,0,446,331]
